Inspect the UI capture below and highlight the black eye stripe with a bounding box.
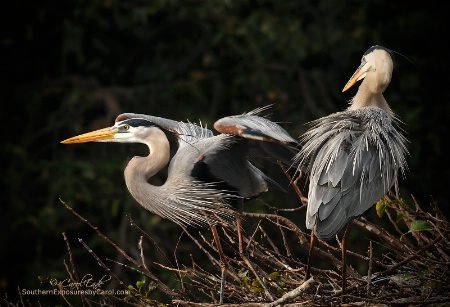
[120,118,157,128]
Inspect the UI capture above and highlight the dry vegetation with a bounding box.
[9,170,449,307]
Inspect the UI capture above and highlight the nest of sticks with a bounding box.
[12,171,449,306]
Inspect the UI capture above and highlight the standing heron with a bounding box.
[295,46,408,292]
[61,107,300,303]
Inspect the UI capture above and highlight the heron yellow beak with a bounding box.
[342,61,367,92]
[61,127,118,144]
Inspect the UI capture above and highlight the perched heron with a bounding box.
[295,46,408,292]
[61,107,300,303]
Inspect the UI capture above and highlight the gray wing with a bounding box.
[296,107,408,240]
[171,134,269,199]
[214,111,301,166]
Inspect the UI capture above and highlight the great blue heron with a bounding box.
[61,107,300,303]
[295,45,408,292]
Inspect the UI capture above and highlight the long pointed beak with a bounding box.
[342,61,367,92]
[61,127,118,144]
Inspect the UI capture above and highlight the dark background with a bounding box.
[1,0,449,304]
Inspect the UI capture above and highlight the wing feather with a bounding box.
[214,110,301,166]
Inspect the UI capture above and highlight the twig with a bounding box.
[391,201,429,246]
[62,232,80,285]
[242,257,274,300]
[241,212,308,245]
[174,230,186,292]
[377,232,445,278]
[172,302,263,307]
[153,262,188,274]
[78,238,128,290]
[341,294,390,305]
[17,287,26,307]
[277,161,308,207]
[138,236,149,272]
[239,232,299,274]
[385,207,413,247]
[59,198,177,298]
[367,240,373,292]
[62,233,91,306]
[106,258,145,276]
[391,296,450,305]
[247,220,263,250]
[127,215,176,268]
[243,212,359,278]
[264,277,315,307]
[258,224,280,255]
[276,215,292,258]
[353,218,408,251]
[181,227,240,283]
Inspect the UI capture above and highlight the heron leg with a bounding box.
[305,230,316,281]
[236,199,274,300]
[341,222,353,300]
[210,225,226,304]
[236,207,244,255]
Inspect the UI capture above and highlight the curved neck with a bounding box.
[124,129,171,209]
[348,88,393,117]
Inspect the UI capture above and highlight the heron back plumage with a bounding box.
[296,106,408,240]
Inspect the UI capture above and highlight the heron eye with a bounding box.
[123,124,130,131]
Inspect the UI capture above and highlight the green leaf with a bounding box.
[250,279,262,293]
[376,199,389,218]
[267,272,279,280]
[237,270,248,278]
[136,280,145,291]
[238,270,249,287]
[409,220,432,232]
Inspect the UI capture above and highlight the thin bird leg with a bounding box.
[210,224,226,304]
[341,222,353,299]
[305,230,316,281]
[236,199,274,300]
[236,203,244,255]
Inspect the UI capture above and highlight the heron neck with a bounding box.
[348,82,394,117]
[124,130,171,202]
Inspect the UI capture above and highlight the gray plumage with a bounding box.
[214,106,301,167]
[62,107,301,227]
[295,46,408,240]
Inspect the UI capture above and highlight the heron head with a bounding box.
[342,45,393,93]
[61,118,159,144]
